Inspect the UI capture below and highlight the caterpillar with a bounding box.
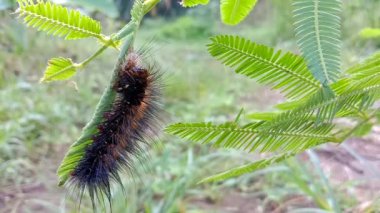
[66,52,162,208]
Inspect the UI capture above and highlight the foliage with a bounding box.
[293,0,342,85]
[198,152,296,183]
[360,28,380,39]
[180,0,258,25]
[181,0,209,7]
[207,35,321,99]
[16,0,103,40]
[284,154,340,212]
[166,121,335,153]
[220,0,258,25]
[1,19,260,210]
[7,0,380,211]
[166,0,380,187]
[40,57,78,82]
[14,0,120,83]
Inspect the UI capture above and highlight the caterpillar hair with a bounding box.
[66,51,162,209]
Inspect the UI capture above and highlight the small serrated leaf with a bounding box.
[181,0,209,7]
[16,0,103,40]
[41,57,77,82]
[221,0,258,25]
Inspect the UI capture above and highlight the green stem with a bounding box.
[77,23,137,69]
[74,12,141,69]
[80,45,109,67]
[72,0,161,71]
[337,109,378,142]
[114,22,137,41]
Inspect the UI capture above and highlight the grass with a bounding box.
[0,12,259,212]
[1,1,380,212]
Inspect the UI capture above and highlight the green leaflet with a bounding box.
[40,57,78,82]
[199,152,296,183]
[16,0,104,40]
[269,83,380,128]
[180,0,209,7]
[208,35,321,99]
[165,121,335,154]
[293,0,342,84]
[220,0,258,25]
[346,52,380,84]
[247,112,280,121]
[353,123,373,137]
[270,53,380,125]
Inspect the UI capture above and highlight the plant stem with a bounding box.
[79,45,109,67]
[78,21,139,68]
[337,109,379,142]
[114,22,137,41]
[75,21,137,69]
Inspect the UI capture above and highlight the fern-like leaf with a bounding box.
[199,152,296,183]
[40,57,78,82]
[346,52,380,83]
[270,81,380,128]
[131,0,145,23]
[165,121,335,153]
[293,0,342,84]
[220,0,258,25]
[208,35,321,99]
[269,52,380,125]
[16,0,103,40]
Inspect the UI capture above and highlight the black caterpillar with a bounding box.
[69,53,161,208]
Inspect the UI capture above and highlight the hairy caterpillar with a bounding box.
[66,52,162,208]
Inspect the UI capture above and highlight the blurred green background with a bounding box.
[1,0,380,212]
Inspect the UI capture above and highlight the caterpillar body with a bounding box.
[67,52,162,208]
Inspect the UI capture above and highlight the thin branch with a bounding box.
[338,108,379,142]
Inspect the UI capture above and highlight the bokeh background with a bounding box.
[1,0,380,212]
